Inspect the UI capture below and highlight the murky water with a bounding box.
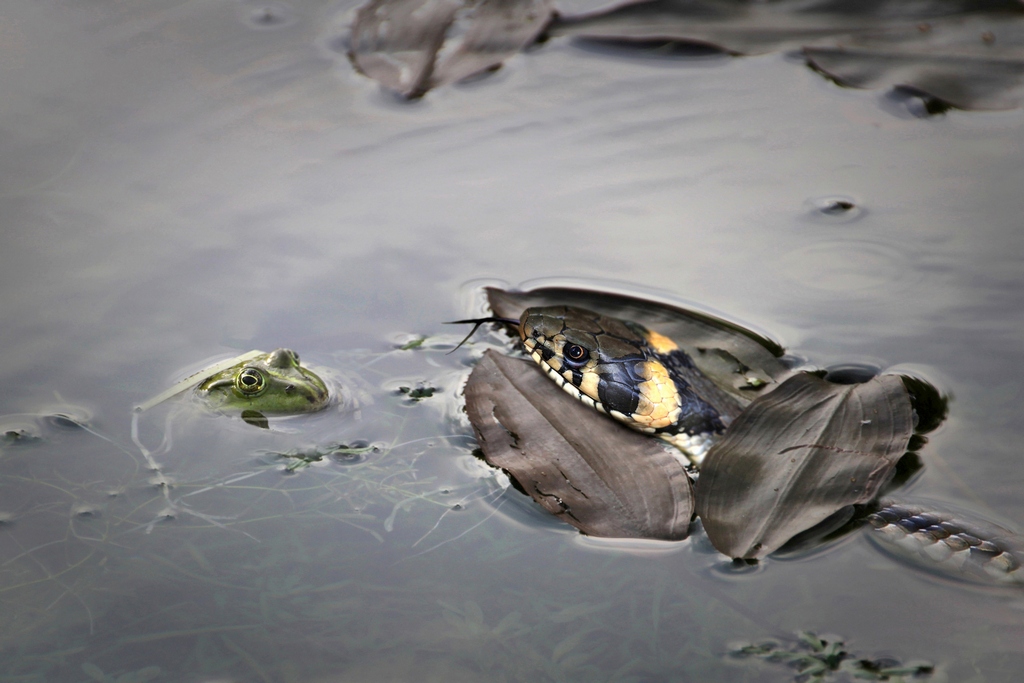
[2,0,1023,681]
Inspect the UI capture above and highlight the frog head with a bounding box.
[195,348,329,417]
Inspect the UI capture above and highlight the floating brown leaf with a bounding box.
[349,0,555,98]
[464,349,694,540]
[696,372,914,559]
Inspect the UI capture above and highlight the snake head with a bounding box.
[518,306,689,433]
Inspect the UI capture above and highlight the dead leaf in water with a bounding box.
[464,349,694,540]
[345,0,1024,108]
[696,372,914,559]
[349,0,555,98]
[550,0,1024,54]
[805,17,1024,111]
[550,0,1024,110]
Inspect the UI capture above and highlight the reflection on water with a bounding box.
[2,0,1024,680]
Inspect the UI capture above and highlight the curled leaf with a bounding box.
[464,349,693,540]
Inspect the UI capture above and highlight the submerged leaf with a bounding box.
[349,0,555,98]
[550,0,1024,53]
[550,0,870,54]
[464,349,694,540]
[806,18,1024,111]
[344,0,1024,109]
[696,373,914,559]
[549,0,1024,111]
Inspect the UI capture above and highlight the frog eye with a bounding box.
[563,343,590,367]
[235,368,266,395]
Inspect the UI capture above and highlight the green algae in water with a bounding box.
[398,337,428,351]
[398,384,437,401]
[266,442,381,472]
[731,631,936,682]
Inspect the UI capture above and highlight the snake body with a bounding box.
[516,305,739,462]
[867,504,1023,584]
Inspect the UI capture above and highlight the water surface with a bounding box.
[2,0,1023,681]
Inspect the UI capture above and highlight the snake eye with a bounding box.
[563,343,589,366]
[235,368,267,395]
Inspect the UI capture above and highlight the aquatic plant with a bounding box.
[731,631,935,682]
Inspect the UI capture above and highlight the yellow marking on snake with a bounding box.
[643,329,679,354]
[579,368,600,399]
[632,360,683,430]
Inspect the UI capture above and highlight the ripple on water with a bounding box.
[778,237,917,294]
